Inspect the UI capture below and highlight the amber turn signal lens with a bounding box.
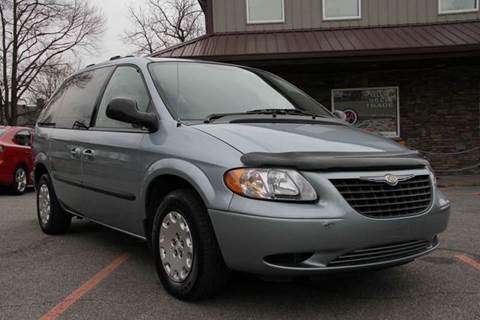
[224,169,245,195]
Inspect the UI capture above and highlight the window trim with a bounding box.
[246,0,285,24]
[91,63,155,131]
[438,0,479,14]
[331,86,400,138]
[322,0,362,21]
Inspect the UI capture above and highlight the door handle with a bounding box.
[70,147,81,159]
[82,149,95,160]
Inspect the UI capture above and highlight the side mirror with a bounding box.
[333,110,347,121]
[106,98,158,132]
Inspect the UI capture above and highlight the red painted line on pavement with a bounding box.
[456,254,480,271]
[39,253,130,320]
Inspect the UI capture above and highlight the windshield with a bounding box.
[149,62,332,120]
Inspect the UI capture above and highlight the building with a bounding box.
[153,0,480,174]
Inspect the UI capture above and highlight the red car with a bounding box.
[0,126,33,194]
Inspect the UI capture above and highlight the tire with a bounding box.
[11,166,28,195]
[36,174,71,235]
[152,189,229,301]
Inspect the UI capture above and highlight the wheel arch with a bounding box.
[33,153,49,188]
[141,159,218,239]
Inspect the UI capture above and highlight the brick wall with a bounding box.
[268,60,480,174]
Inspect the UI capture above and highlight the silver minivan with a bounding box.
[33,57,451,300]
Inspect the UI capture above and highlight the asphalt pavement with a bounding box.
[0,187,479,320]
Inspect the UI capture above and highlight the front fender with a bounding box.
[33,152,50,183]
[140,158,233,211]
[34,152,48,167]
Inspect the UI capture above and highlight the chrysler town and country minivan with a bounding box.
[33,57,451,301]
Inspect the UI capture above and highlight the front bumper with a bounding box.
[209,169,450,275]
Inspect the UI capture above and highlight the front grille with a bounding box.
[329,239,436,267]
[330,175,432,218]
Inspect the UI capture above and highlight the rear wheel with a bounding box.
[36,174,71,235]
[152,189,229,301]
[11,166,27,195]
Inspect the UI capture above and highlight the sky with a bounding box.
[82,0,138,66]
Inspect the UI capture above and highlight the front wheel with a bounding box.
[36,174,71,235]
[11,166,27,195]
[152,189,229,301]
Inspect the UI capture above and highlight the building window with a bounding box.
[332,87,400,138]
[246,0,285,24]
[323,0,361,21]
[439,0,479,14]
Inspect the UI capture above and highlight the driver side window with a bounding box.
[95,66,151,129]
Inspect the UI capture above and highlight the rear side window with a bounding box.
[39,67,113,129]
[94,66,151,129]
[0,129,6,137]
[37,90,65,126]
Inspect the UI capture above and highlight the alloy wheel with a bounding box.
[38,183,51,225]
[15,168,27,193]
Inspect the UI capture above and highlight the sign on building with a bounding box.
[331,87,400,138]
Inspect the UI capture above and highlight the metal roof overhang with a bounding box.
[152,21,480,64]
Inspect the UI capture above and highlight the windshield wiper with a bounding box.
[204,108,327,124]
[204,112,250,123]
[247,108,325,118]
[37,122,56,128]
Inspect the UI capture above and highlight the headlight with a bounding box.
[224,168,317,202]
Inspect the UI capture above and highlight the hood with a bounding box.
[194,122,411,155]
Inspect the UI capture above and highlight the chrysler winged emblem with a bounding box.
[384,174,399,186]
[360,174,414,186]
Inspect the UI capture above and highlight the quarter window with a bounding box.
[439,0,478,14]
[323,0,361,21]
[95,66,151,129]
[246,0,285,24]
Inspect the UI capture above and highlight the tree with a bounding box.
[124,0,205,55]
[27,58,74,105]
[0,0,105,125]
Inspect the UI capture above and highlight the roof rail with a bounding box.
[86,63,95,68]
[109,55,122,61]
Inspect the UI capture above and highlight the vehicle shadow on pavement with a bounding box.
[4,189,477,319]
[22,212,476,320]
[0,186,34,196]
[65,219,435,311]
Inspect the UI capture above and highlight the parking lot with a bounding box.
[0,187,479,320]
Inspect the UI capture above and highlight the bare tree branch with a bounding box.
[27,58,73,103]
[0,0,105,125]
[123,0,205,55]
